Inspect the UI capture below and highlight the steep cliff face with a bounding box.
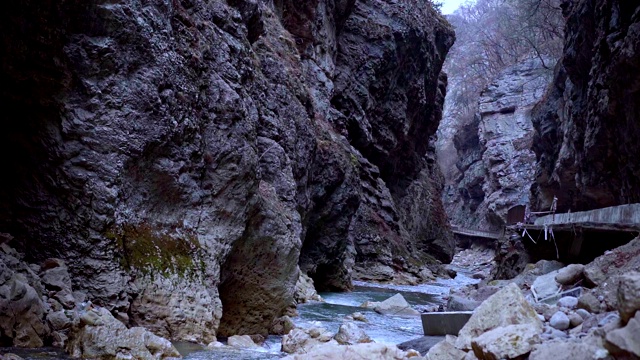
[0,0,453,342]
[531,1,640,211]
[444,60,552,229]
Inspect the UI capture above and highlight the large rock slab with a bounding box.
[616,271,640,323]
[426,338,466,360]
[362,294,419,317]
[227,335,259,349]
[471,324,541,360]
[39,262,72,292]
[397,336,444,355]
[605,311,640,358]
[456,283,542,350]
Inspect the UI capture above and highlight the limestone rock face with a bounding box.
[0,0,454,340]
[130,274,217,343]
[531,1,640,211]
[456,283,542,350]
[445,59,553,229]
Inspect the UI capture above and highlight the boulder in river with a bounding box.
[361,293,419,316]
[227,335,259,349]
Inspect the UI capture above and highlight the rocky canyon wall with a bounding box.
[531,0,640,212]
[0,0,453,344]
[443,60,552,230]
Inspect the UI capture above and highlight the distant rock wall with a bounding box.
[0,0,453,341]
[445,60,552,230]
[531,1,640,212]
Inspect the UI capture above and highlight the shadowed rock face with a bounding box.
[531,1,640,212]
[0,0,453,339]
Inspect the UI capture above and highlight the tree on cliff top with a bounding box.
[445,0,564,111]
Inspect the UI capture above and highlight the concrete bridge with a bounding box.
[508,203,640,262]
[451,226,502,240]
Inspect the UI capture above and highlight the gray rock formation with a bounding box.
[0,246,49,347]
[0,0,453,341]
[445,59,553,229]
[531,1,640,211]
[67,307,181,360]
[455,283,542,350]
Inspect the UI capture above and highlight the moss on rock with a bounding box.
[106,223,202,278]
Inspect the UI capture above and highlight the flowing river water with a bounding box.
[7,272,479,360]
[176,271,479,360]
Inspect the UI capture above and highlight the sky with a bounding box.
[440,0,468,15]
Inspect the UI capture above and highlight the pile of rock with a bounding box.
[281,321,373,355]
[67,306,181,359]
[0,244,181,359]
[280,322,421,360]
[422,237,640,360]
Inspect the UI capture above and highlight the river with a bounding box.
[7,272,478,360]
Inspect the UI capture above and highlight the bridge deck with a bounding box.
[509,203,640,232]
[451,226,502,240]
